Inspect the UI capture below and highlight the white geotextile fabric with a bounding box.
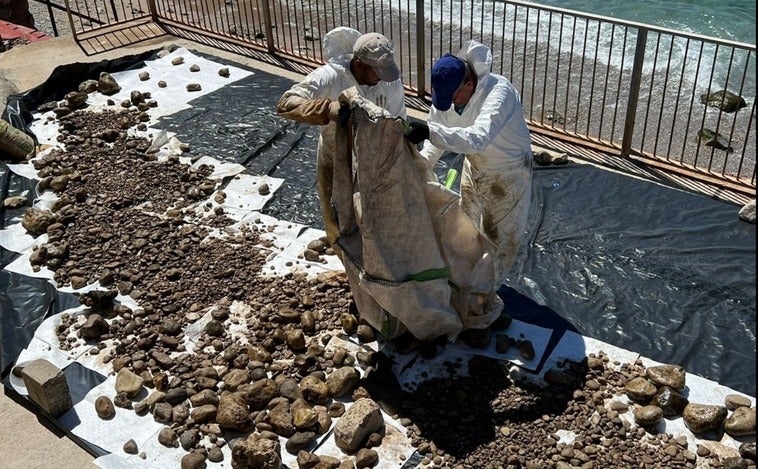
[325,89,503,342]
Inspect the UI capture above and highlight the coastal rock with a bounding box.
[646,364,686,391]
[725,406,756,437]
[95,395,116,419]
[231,434,281,469]
[682,403,728,434]
[700,89,747,113]
[624,377,657,403]
[216,393,253,432]
[333,398,384,454]
[651,386,689,417]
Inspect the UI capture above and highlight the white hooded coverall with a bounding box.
[420,40,533,282]
[277,26,407,250]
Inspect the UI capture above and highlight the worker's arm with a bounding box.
[277,66,340,125]
[427,76,517,154]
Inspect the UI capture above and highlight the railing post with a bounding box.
[261,1,276,54]
[62,0,78,41]
[621,28,648,159]
[415,0,426,99]
[147,0,158,23]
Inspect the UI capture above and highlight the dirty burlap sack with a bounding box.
[319,88,503,342]
[0,118,35,161]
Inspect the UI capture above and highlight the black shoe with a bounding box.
[490,310,513,331]
[392,331,419,354]
[461,327,492,349]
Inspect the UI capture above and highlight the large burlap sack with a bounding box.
[0,118,35,161]
[321,88,501,342]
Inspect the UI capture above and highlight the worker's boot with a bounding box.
[490,310,512,331]
[392,331,419,354]
[461,326,492,349]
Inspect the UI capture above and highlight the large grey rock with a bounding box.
[333,398,384,454]
[20,358,73,418]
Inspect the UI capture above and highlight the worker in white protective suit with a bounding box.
[405,40,533,288]
[277,27,407,256]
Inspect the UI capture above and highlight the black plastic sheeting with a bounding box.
[1,49,755,398]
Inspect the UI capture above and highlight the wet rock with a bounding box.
[340,313,358,334]
[296,450,320,469]
[651,386,689,417]
[726,394,754,410]
[724,406,756,437]
[300,375,330,405]
[624,377,657,404]
[634,405,663,428]
[700,89,747,113]
[682,403,728,434]
[646,364,686,391]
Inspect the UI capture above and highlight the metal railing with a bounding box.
[43,0,757,197]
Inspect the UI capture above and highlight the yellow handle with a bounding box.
[444,168,458,188]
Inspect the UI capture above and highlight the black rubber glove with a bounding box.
[328,100,351,126]
[404,121,430,144]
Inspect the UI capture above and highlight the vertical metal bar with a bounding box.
[694,44,721,172]
[415,0,425,98]
[621,28,648,159]
[640,33,661,154]
[261,0,275,53]
[147,0,158,22]
[651,34,675,160]
[562,15,576,134]
[609,28,629,144]
[666,38,690,161]
[585,20,601,138]
[62,0,78,40]
[539,10,552,124]
[597,23,616,141]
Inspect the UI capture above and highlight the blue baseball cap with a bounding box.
[431,53,466,111]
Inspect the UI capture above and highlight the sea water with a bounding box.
[537,0,756,45]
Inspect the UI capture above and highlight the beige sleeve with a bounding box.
[276,92,331,126]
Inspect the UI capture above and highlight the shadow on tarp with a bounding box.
[1,48,755,398]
